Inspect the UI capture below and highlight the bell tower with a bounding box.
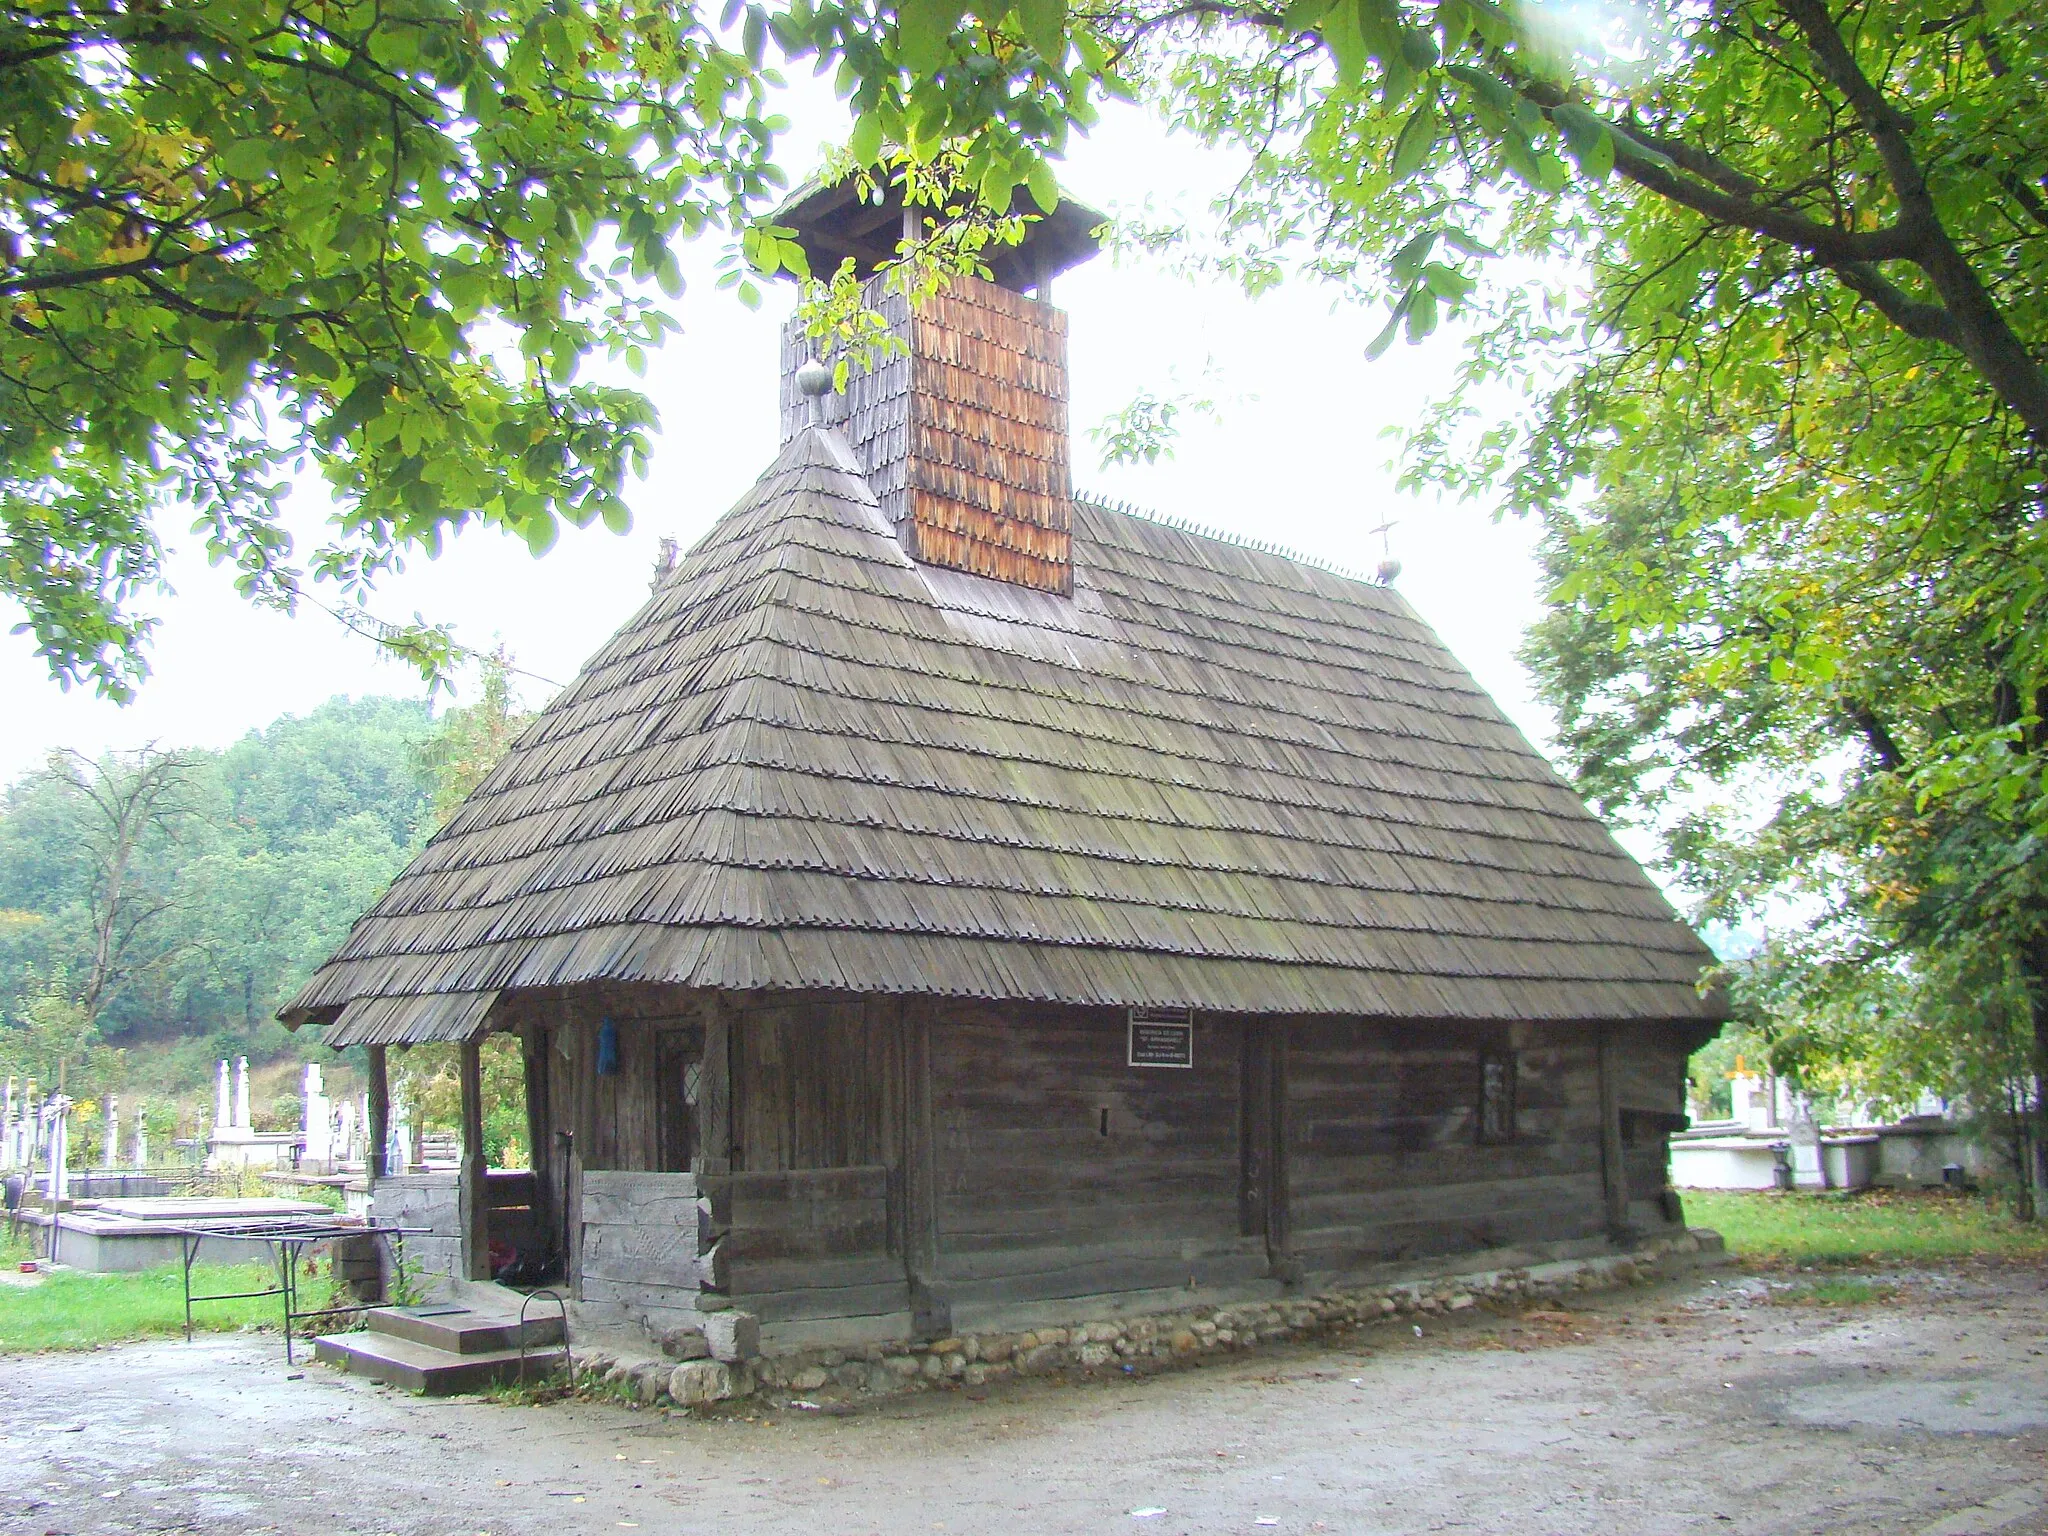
[774,178,1103,595]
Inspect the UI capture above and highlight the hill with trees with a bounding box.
[0,678,522,1149]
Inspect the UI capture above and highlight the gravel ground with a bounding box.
[2,1259,2044,1536]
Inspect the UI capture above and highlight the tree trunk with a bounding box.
[2017,936,2048,1221]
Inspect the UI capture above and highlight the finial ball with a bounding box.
[1376,557,1403,585]
[795,360,834,398]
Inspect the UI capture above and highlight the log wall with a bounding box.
[578,1168,702,1332]
[732,997,902,1173]
[500,985,1698,1339]
[927,1001,1268,1321]
[705,1167,908,1332]
[1284,1021,1610,1274]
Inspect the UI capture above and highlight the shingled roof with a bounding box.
[286,424,1720,1045]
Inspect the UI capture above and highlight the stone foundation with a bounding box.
[565,1229,1722,1411]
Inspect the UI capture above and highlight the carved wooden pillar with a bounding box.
[696,995,732,1177]
[1597,1025,1632,1243]
[901,997,946,1335]
[1267,1025,1294,1283]
[365,1044,390,1183]
[519,1025,552,1260]
[459,1038,491,1281]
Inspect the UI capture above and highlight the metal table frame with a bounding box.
[173,1219,425,1364]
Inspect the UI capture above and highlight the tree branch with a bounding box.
[1776,0,2048,446]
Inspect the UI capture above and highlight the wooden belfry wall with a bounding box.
[780,272,1074,594]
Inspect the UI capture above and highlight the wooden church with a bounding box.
[286,179,1723,1354]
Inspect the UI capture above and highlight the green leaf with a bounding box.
[1281,0,1335,33]
[1420,261,1474,302]
[326,378,390,443]
[1364,292,1411,360]
[1016,0,1066,62]
[978,158,1017,212]
[1444,63,1515,119]
[1321,0,1368,85]
[849,112,884,165]
[1404,284,1439,341]
[1389,100,1440,180]
[1552,103,1615,180]
[217,324,270,376]
[521,514,560,557]
[1390,229,1435,286]
[898,0,968,72]
[1397,28,1439,70]
[218,140,274,181]
[1025,158,1060,214]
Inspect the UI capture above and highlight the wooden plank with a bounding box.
[1288,1139,1603,1200]
[579,1274,704,1313]
[1295,1202,1609,1269]
[939,1251,1271,1309]
[938,1191,1243,1242]
[730,1280,911,1324]
[724,1254,906,1293]
[938,1164,1242,1209]
[708,1167,890,1205]
[1292,1170,1605,1230]
[723,1216,890,1263]
[935,1232,1264,1285]
[579,1222,699,1287]
[580,1169,699,1220]
[566,995,591,1293]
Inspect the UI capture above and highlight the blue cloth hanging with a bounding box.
[596,1018,620,1077]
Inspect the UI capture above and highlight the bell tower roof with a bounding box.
[774,175,1103,295]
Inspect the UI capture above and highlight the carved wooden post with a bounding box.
[692,995,734,1307]
[1597,1025,1631,1242]
[696,995,732,1177]
[902,997,946,1335]
[1268,1025,1294,1283]
[365,1044,390,1183]
[519,1025,552,1264]
[459,1038,491,1281]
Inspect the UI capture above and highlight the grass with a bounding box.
[0,1221,346,1353]
[1687,1187,2048,1267]
[1771,1277,1901,1307]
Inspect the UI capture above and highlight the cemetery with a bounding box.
[1669,1062,1985,1194]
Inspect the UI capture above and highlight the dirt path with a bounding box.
[3,1261,2044,1536]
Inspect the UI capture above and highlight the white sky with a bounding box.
[0,95,1552,784]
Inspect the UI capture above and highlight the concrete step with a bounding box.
[366,1303,564,1354]
[313,1330,566,1395]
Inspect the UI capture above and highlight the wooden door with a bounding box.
[654,1026,701,1173]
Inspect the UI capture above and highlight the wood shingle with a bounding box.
[288,423,1719,1044]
